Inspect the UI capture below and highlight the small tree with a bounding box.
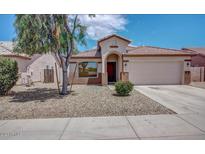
[14,14,87,95]
[0,57,18,95]
[81,62,88,72]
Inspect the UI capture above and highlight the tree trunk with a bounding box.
[61,65,69,95]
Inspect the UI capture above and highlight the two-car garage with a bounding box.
[122,45,194,85]
[127,60,184,85]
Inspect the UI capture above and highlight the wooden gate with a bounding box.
[184,71,191,85]
[44,69,54,83]
[190,67,205,82]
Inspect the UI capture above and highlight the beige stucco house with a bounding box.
[69,34,195,85]
[0,41,63,85]
[0,34,196,86]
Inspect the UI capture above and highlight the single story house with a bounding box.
[0,34,196,86]
[69,34,195,85]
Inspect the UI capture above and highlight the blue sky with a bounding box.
[0,14,205,51]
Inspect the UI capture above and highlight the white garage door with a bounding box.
[128,61,183,85]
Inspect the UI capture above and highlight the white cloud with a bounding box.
[78,15,127,40]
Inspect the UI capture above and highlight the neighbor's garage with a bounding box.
[127,61,183,85]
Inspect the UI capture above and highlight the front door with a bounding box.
[107,62,116,83]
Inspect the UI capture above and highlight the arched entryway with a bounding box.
[102,51,122,85]
[107,54,118,83]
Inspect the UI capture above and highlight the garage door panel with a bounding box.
[128,61,183,85]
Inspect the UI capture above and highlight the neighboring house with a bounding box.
[69,34,195,85]
[182,48,205,67]
[0,41,63,84]
[0,41,31,72]
[21,53,63,84]
[182,48,205,81]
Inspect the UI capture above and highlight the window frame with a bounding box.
[78,61,98,78]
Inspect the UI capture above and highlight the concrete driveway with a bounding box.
[135,85,205,114]
[134,85,205,139]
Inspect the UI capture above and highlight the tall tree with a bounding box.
[14,14,87,95]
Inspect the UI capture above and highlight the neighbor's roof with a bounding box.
[0,41,13,55]
[71,46,195,58]
[182,48,205,56]
[0,41,31,59]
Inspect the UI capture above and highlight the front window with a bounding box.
[79,62,97,77]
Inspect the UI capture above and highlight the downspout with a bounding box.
[121,54,124,80]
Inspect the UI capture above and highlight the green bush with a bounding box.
[115,81,134,96]
[0,57,18,95]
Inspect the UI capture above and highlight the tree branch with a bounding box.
[65,15,78,66]
[63,15,71,35]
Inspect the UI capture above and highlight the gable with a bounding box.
[99,36,130,55]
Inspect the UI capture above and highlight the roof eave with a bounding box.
[71,56,102,59]
[124,54,196,57]
[1,54,31,60]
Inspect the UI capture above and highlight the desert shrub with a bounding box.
[115,81,134,96]
[0,57,18,95]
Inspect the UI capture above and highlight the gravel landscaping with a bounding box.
[0,83,175,120]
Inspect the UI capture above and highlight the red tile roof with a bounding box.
[71,34,195,58]
[71,49,101,58]
[126,45,138,51]
[125,46,195,56]
[71,46,195,58]
[71,46,137,58]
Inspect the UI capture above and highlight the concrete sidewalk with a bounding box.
[0,114,205,140]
